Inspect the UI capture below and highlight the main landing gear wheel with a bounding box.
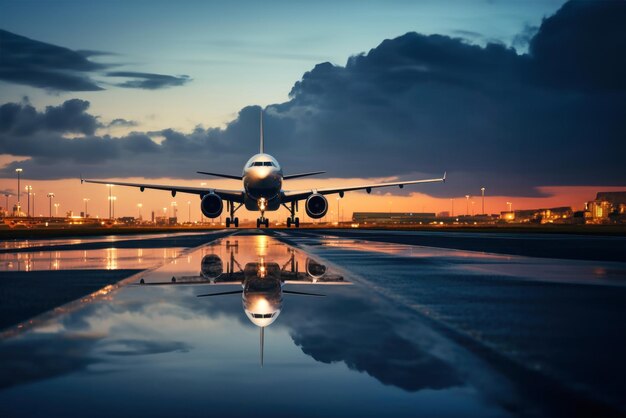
[295,217,300,228]
[287,218,292,228]
[286,217,300,228]
[226,217,240,228]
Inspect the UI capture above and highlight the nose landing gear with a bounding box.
[256,217,269,228]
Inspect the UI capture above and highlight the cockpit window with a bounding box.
[249,161,275,167]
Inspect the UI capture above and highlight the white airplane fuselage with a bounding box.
[242,153,283,211]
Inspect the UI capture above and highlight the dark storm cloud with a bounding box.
[0,99,101,136]
[0,29,192,91]
[1,1,624,196]
[107,71,191,90]
[528,0,626,91]
[0,29,104,91]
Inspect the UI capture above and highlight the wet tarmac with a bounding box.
[0,230,624,417]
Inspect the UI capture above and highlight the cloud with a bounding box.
[106,72,191,90]
[0,29,105,91]
[0,1,624,196]
[0,29,192,92]
[528,1,626,91]
[108,118,138,128]
[0,99,101,136]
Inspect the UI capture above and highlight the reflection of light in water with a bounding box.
[255,235,269,257]
[106,248,118,270]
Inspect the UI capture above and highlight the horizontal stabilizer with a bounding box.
[197,171,242,180]
[283,171,326,180]
[197,290,243,297]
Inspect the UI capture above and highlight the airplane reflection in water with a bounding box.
[138,239,351,365]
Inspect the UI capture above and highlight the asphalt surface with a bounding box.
[288,228,626,262]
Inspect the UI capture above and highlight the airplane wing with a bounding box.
[136,272,245,286]
[281,172,446,202]
[283,171,326,180]
[81,178,245,203]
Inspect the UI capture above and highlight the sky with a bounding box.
[0,0,624,219]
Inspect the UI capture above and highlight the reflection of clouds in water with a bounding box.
[88,282,461,392]
[281,294,462,392]
[0,332,192,390]
[101,339,190,356]
[0,333,101,390]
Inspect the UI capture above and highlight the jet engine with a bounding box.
[201,193,223,218]
[305,193,328,219]
[200,254,223,280]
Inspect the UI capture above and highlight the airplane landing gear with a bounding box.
[286,217,300,228]
[226,201,242,228]
[256,217,269,228]
[284,201,300,228]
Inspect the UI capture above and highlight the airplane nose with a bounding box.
[255,167,271,179]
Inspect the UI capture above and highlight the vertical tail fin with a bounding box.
[260,326,265,367]
[259,108,264,154]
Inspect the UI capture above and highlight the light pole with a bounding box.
[137,203,143,220]
[507,201,512,212]
[107,184,113,219]
[4,193,9,216]
[83,198,90,217]
[480,187,485,215]
[465,195,470,216]
[111,196,117,219]
[47,193,54,218]
[25,185,32,217]
[54,203,60,217]
[15,168,22,216]
[187,201,191,223]
[32,192,35,217]
[336,197,340,224]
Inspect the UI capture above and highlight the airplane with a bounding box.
[82,110,446,228]
[137,241,350,366]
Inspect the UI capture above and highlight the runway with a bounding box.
[0,229,624,417]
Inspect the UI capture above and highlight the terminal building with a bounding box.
[352,212,436,224]
[500,207,574,224]
[585,191,626,224]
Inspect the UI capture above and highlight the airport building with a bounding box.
[585,191,626,224]
[500,207,573,224]
[352,212,437,224]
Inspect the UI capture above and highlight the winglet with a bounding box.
[443,171,447,182]
[260,109,264,154]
